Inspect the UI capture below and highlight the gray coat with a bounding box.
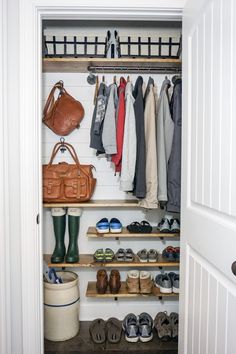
[90,82,109,154]
[167,78,182,213]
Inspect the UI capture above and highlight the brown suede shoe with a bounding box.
[96,269,108,294]
[109,269,121,294]
[126,270,140,293]
[140,271,153,294]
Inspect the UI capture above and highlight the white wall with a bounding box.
[42,70,180,320]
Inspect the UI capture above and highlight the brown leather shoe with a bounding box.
[96,269,108,294]
[109,269,121,294]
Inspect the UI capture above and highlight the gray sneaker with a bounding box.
[138,312,153,343]
[169,218,180,233]
[168,272,179,293]
[137,249,148,262]
[169,312,179,341]
[155,274,172,293]
[154,312,172,341]
[122,313,139,343]
[147,249,158,262]
[157,218,170,233]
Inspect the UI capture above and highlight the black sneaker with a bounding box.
[122,313,139,342]
[138,312,153,342]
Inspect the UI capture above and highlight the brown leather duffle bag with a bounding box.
[42,81,85,136]
[43,142,96,203]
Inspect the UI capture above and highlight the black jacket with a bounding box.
[133,76,146,198]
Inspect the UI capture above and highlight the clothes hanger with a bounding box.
[102,75,105,83]
[127,75,130,82]
[113,75,116,84]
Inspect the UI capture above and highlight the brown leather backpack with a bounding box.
[42,81,85,136]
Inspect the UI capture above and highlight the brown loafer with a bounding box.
[96,269,108,294]
[109,269,121,294]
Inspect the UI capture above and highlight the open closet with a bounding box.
[42,19,182,353]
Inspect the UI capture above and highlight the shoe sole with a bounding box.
[110,228,122,233]
[124,334,139,343]
[138,258,148,263]
[148,259,158,263]
[155,283,173,294]
[173,287,179,293]
[96,228,109,233]
[140,333,153,343]
[159,286,172,293]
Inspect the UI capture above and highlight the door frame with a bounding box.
[3,3,183,353]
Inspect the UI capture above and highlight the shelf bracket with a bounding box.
[114,297,118,301]
[158,296,163,301]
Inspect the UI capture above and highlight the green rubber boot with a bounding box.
[66,208,82,263]
[51,208,66,263]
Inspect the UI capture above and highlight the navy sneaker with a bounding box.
[138,312,153,342]
[110,218,122,233]
[122,313,139,342]
[96,218,109,233]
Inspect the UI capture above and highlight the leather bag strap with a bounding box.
[47,142,93,179]
[42,81,64,122]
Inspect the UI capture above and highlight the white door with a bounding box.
[180,0,236,353]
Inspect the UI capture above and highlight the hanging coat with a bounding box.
[133,76,146,199]
[102,83,118,155]
[139,77,158,209]
[120,81,136,191]
[156,78,174,202]
[90,82,109,154]
[112,77,127,173]
[167,78,182,213]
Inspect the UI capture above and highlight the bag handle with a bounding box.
[42,81,65,122]
[47,142,94,179]
[48,142,80,166]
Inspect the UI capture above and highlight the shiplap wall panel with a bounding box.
[42,68,181,320]
[207,275,217,354]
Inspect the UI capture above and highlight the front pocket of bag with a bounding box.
[64,177,88,199]
[43,178,62,199]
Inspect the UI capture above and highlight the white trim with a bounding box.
[15,3,183,354]
[0,0,11,353]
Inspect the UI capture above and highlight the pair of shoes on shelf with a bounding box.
[155,272,179,294]
[126,270,153,294]
[157,218,180,233]
[127,220,152,233]
[137,249,158,262]
[123,313,153,343]
[89,317,122,344]
[96,269,121,294]
[162,246,180,261]
[154,312,179,342]
[93,248,114,262]
[115,248,134,262]
[96,218,122,233]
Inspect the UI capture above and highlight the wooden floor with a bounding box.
[45,321,178,354]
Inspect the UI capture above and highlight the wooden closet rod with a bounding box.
[87,65,182,74]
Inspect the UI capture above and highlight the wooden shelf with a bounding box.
[44,254,179,268]
[87,226,179,238]
[43,199,139,208]
[43,57,182,73]
[86,281,179,299]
